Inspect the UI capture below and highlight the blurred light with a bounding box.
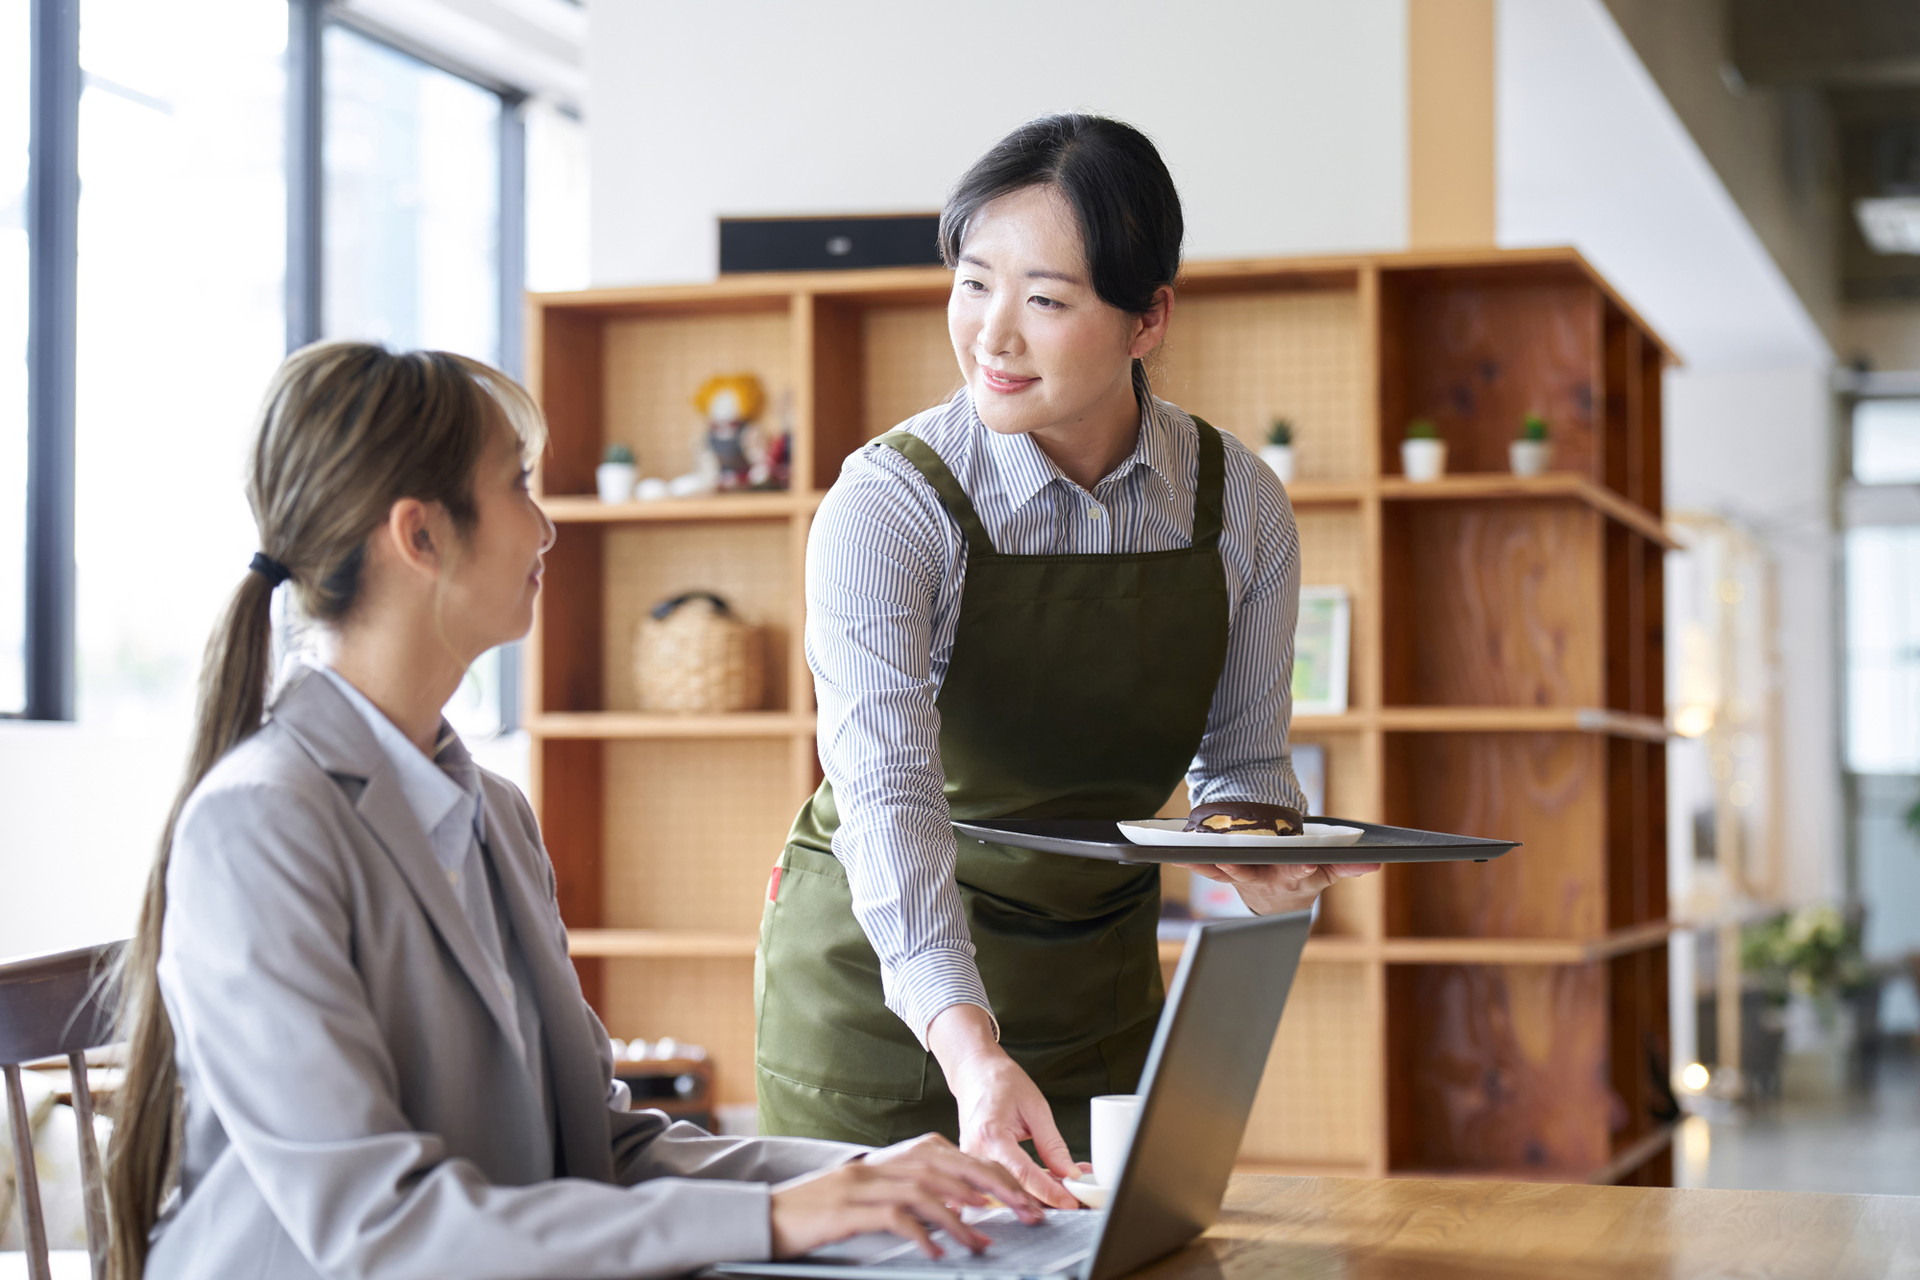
[1674,705,1715,738]
[1728,780,1755,808]
[1856,197,1920,254]
[1681,1062,1710,1092]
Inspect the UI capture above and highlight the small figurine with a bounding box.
[693,373,768,492]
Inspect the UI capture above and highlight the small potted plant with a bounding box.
[1401,419,1446,482]
[597,442,638,503]
[1259,418,1295,484]
[1511,413,1550,477]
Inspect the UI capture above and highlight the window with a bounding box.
[2,0,28,712]
[322,23,501,361]
[14,0,559,734]
[1845,526,1920,774]
[1853,398,1920,485]
[73,0,287,730]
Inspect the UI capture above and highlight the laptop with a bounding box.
[713,909,1313,1280]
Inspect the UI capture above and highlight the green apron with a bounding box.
[755,419,1232,1158]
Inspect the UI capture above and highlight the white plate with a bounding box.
[1061,1175,1109,1209]
[1117,819,1365,849]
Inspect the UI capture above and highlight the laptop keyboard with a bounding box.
[824,1208,1100,1274]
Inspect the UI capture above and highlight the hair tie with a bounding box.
[249,552,293,587]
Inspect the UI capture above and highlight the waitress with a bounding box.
[755,114,1378,1210]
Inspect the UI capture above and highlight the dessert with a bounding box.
[1182,801,1305,837]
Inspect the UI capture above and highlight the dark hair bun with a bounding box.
[939,114,1183,316]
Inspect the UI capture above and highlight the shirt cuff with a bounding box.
[882,946,1000,1049]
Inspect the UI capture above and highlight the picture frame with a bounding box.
[1290,585,1351,716]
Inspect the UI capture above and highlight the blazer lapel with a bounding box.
[482,788,616,1181]
[271,667,527,1052]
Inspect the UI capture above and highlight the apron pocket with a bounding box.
[756,845,930,1102]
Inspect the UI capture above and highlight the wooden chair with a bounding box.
[1,943,123,1280]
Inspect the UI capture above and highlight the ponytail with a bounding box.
[106,566,279,1279]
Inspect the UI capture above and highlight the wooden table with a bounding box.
[1129,1175,1920,1278]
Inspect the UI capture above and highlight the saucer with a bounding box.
[1062,1175,1109,1209]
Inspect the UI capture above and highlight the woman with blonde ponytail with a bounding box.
[105,342,1038,1280]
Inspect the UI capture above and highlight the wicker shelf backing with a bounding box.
[1155,289,1367,485]
[602,738,798,935]
[862,304,960,441]
[1242,961,1378,1166]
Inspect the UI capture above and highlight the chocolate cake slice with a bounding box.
[1182,801,1305,837]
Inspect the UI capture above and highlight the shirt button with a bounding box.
[447,870,460,887]
[1087,506,1103,520]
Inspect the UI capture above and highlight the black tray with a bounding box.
[951,817,1517,865]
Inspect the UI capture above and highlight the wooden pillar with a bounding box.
[1408,0,1497,249]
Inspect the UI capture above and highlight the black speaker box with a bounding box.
[718,213,943,273]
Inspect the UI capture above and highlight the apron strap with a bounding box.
[1188,415,1226,550]
[876,431,997,553]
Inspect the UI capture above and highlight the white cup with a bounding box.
[1089,1093,1142,1189]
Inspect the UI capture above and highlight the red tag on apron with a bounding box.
[766,865,783,902]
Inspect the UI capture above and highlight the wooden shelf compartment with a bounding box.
[532,519,800,717]
[1384,949,1673,1183]
[1382,731,1666,942]
[805,291,959,491]
[1294,501,1379,716]
[1383,496,1618,713]
[1375,258,1670,506]
[1155,272,1375,487]
[530,290,800,502]
[1236,959,1384,1171]
[1604,522,1669,720]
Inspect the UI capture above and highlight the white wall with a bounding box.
[587,0,1410,286]
[0,724,183,958]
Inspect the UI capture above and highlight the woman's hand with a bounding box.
[927,1004,1085,1210]
[1186,862,1382,916]
[769,1133,1043,1260]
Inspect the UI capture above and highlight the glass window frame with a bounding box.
[15,0,81,720]
[1839,374,1920,904]
[15,0,531,730]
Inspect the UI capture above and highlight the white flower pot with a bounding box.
[1401,438,1446,482]
[1510,439,1549,477]
[596,462,637,503]
[1258,444,1295,484]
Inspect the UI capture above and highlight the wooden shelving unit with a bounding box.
[526,246,1674,1185]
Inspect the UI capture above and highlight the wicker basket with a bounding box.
[632,591,766,713]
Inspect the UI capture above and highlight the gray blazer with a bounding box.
[148,665,859,1280]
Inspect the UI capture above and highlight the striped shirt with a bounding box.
[806,374,1306,1046]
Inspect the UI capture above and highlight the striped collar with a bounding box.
[972,364,1182,513]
